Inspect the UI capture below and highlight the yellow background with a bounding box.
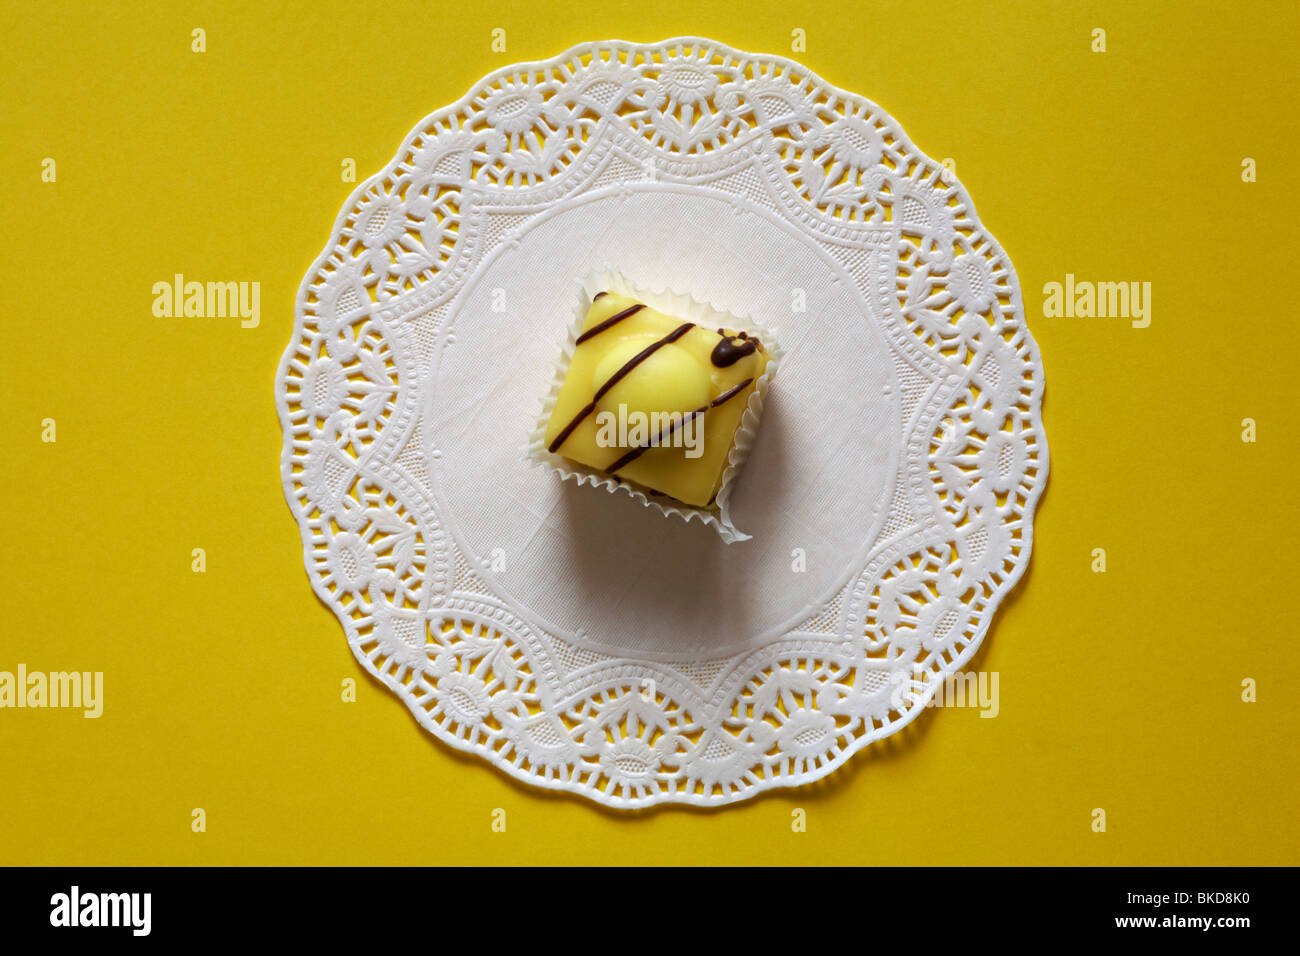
[2,0,1297,865]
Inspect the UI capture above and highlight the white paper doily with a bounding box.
[276,37,1048,809]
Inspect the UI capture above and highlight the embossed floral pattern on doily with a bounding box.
[276,38,1047,809]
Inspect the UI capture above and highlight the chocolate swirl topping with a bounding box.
[710,331,758,368]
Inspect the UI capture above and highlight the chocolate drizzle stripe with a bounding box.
[604,377,755,474]
[708,377,756,409]
[575,303,644,345]
[547,321,696,453]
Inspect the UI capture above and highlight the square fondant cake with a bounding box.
[543,291,770,508]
